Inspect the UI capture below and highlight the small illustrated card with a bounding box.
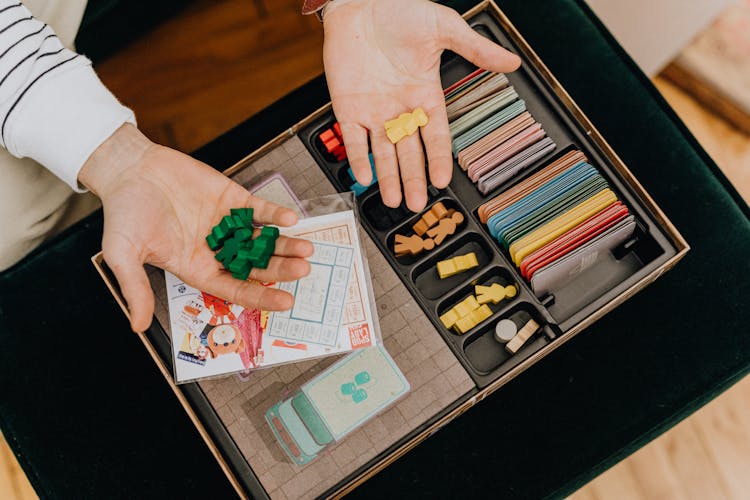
[166,209,378,384]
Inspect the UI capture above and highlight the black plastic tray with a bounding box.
[299,11,678,388]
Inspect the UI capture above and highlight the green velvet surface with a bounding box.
[1,0,749,498]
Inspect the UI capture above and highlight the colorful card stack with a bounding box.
[445,70,556,195]
[478,150,637,296]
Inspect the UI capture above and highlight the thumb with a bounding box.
[438,6,521,74]
[104,242,154,333]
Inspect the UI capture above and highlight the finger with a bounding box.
[370,128,401,208]
[420,97,454,189]
[438,7,522,73]
[272,235,314,258]
[199,270,296,311]
[395,130,428,212]
[339,122,372,186]
[249,256,311,283]
[104,245,154,332]
[245,195,299,227]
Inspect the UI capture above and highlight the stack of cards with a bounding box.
[478,150,637,296]
[445,70,556,195]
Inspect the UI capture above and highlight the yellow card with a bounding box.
[509,189,618,264]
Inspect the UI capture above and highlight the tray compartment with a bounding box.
[411,232,495,300]
[462,302,551,375]
[360,191,423,232]
[386,198,465,265]
[435,267,519,336]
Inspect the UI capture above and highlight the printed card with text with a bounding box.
[165,209,378,384]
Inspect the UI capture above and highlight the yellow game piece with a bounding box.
[384,112,409,131]
[454,304,493,334]
[440,295,479,329]
[454,252,479,271]
[453,295,480,318]
[439,308,460,329]
[412,107,429,127]
[436,252,479,279]
[384,108,430,144]
[436,259,458,279]
[475,283,517,304]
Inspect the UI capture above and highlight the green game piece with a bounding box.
[229,257,250,274]
[232,267,251,280]
[215,237,240,268]
[236,247,253,261]
[266,237,276,256]
[205,233,220,251]
[260,225,279,239]
[231,207,254,227]
[211,225,227,244]
[249,237,268,256]
[206,210,271,278]
[255,251,271,269]
[234,228,253,242]
[219,215,238,235]
[232,215,246,229]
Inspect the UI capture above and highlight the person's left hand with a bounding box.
[323,0,521,212]
[79,124,314,332]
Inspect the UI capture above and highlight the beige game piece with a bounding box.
[426,212,465,245]
[413,201,449,236]
[394,234,435,257]
[505,318,540,354]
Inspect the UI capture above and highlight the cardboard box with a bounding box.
[93,1,688,497]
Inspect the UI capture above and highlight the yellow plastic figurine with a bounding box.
[436,252,479,279]
[475,283,517,305]
[439,295,491,334]
[454,304,492,334]
[440,295,479,329]
[385,107,429,144]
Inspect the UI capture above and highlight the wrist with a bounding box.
[321,0,367,25]
[78,123,154,198]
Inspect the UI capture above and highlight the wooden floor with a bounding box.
[2,1,750,499]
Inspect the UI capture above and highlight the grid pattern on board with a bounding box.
[148,136,475,499]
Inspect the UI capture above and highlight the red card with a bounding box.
[443,68,486,95]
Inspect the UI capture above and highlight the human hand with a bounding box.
[323,0,521,211]
[79,124,314,332]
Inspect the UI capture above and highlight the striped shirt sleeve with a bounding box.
[0,0,135,192]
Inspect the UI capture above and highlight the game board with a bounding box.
[147,135,475,499]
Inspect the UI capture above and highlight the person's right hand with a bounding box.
[323,0,521,212]
[79,123,314,332]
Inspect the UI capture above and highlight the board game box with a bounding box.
[93,1,689,497]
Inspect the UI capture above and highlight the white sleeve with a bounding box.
[0,1,135,192]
